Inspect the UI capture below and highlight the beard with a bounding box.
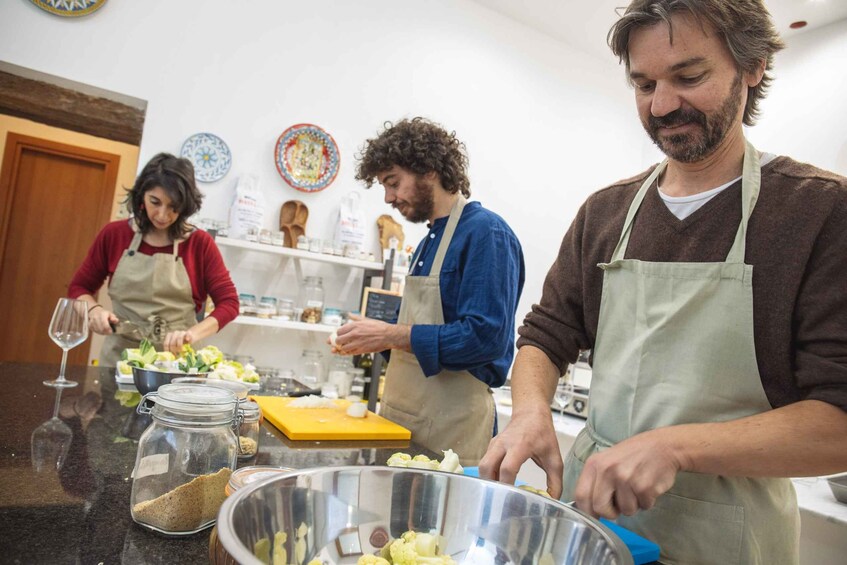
[393,177,435,223]
[643,72,744,163]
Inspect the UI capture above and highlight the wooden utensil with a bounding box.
[279,200,309,247]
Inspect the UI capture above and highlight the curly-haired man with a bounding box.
[333,117,525,465]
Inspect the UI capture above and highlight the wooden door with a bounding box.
[0,133,119,365]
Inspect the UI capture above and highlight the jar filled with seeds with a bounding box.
[130,383,238,535]
[238,400,261,460]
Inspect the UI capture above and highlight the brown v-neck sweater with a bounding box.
[518,156,847,411]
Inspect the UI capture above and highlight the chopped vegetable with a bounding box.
[357,530,455,565]
[122,339,158,368]
[518,484,552,498]
[386,450,463,474]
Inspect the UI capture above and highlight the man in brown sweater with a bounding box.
[480,1,847,563]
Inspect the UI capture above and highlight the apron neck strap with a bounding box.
[431,195,467,274]
[129,231,144,253]
[129,227,183,258]
[611,140,761,263]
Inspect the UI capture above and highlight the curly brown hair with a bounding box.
[355,117,470,197]
[608,0,784,126]
[124,153,203,240]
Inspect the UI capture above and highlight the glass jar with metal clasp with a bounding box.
[130,383,239,535]
[171,377,255,460]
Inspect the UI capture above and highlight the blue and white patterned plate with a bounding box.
[29,0,107,17]
[180,133,232,183]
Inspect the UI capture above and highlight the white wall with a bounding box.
[641,18,847,176]
[751,18,847,176]
[0,0,646,368]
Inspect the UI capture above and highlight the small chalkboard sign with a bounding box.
[361,287,402,324]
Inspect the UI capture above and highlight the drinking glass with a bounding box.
[45,298,89,388]
[553,373,574,414]
[31,387,72,472]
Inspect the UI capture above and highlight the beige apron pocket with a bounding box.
[381,403,433,449]
[619,492,744,565]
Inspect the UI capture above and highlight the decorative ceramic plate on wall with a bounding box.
[274,124,340,192]
[180,133,232,183]
[29,0,108,17]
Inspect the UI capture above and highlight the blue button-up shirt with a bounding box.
[406,201,525,387]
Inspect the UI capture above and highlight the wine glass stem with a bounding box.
[57,348,69,382]
[52,388,62,418]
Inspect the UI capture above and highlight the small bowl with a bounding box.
[131,366,208,395]
[827,473,847,504]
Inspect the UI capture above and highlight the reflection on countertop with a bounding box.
[0,362,436,564]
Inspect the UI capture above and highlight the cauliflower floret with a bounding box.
[389,535,419,565]
[155,351,176,362]
[437,450,463,474]
[386,452,413,467]
[518,484,552,498]
[356,556,390,565]
[209,363,240,381]
[385,531,455,565]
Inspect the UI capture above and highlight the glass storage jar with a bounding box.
[238,293,256,316]
[171,377,256,460]
[300,276,324,323]
[322,307,343,326]
[130,383,238,535]
[274,298,295,321]
[238,400,261,460]
[299,349,324,388]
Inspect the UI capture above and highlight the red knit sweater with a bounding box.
[68,220,239,328]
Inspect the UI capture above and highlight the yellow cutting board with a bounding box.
[252,396,411,441]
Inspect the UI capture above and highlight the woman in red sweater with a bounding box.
[69,153,238,366]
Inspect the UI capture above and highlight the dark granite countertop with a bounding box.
[0,363,433,564]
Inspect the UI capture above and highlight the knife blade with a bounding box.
[109,320,147,341]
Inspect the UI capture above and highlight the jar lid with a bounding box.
[152,383,237,418]
[259,296,277,304]
[172,377,249,400]
[241,399,261,418]
[323,307,342,315]
[225,465,294,496]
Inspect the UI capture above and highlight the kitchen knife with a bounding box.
[109,320,147,341]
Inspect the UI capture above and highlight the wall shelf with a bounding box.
[215,237,384,270]
[231,316,335,334]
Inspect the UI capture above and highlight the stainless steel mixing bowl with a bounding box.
[215,466,633,564]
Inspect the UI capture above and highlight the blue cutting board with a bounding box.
[463,467,661,565]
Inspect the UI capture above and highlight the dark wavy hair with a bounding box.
[355,117,471,197]
[608,0,784,126]
[124,153,203,240]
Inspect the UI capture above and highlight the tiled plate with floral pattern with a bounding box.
[274,124,340,192]
[29,0,107,17]
[180,133,232,183]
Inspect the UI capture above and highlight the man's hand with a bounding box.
[574,427,684,519]
[163,329,195,355]
[329,314,411,355]
[479,409,565,498]
[90,307,118,335]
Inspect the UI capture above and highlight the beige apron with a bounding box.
[100,226,197,367]
[562,141,800,565]
[381,196,495,466]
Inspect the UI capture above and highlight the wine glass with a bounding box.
[45,298,89,388]
[553,373,575,415]
[31,387,73,472]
